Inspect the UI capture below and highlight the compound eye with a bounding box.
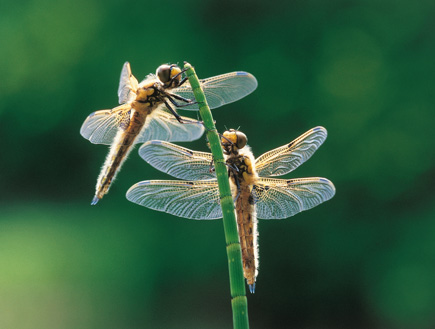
[235,132,247,149]
[157,64,171,83]
[170,65,182,80]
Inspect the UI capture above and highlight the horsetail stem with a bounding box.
[184,62,250,329]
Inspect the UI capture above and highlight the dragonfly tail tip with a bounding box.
[249,283,256,294]
[91,196,100,205]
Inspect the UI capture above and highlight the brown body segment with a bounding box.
[234,181,257,287]
[94,109,148,200]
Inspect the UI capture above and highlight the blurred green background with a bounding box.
[1,0,434,328]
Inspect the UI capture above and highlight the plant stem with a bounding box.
[184,62,249,329]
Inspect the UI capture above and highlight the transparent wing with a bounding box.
[80,104,131,145]
[139,141,215,180]
[126,180,222,220]
[135,108,205,144]
[254,177,336,219]
[255,127,328,177]
[171,71,258,110]
[118,62,138,104]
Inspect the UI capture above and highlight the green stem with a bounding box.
[184,62,249,329]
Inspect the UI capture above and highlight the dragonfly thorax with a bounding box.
[132,85,160,110]
[225,143,258,189]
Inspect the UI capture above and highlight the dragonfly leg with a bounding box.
[164,67,189,89]
[219,133,236,155]
[163,100,184,123]
[219,133,234,145]
[233,174,241,206]
[166,94,199,110]
[227,163,240,173]
[209,158,215,173]
[171,67,189,87]
[201,125,220,141]
[167,92,197,105]
[163,100,202,125]
[177,76,188,87]
[228,164,241,207]
[171,67,188,80]
[172,100,199,108]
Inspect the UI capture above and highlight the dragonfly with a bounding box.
[80,62,258,205]
[126,127,336,293]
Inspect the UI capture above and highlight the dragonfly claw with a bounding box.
[249,283,256,294]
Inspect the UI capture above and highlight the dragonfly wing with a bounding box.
[126,180,222,220]
[118,62,138,104]
[139,141,215,180]
[80,104,131,145]
[254,177,335,219]
[134,108,205,144]
[255,127,328,177]
[171,71,258,110]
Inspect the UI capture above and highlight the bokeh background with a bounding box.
[1,0,434,328]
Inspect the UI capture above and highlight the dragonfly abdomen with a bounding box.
[235,185,259,293]
[92,110,148,204]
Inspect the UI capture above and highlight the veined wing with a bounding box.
[139,141,214,180]
[126,180,222,220]
[255,127,328,177]
[135,108,205,143]
[118,62,138,104]
[80,104,131,145]
[254,177,335,219]
[171,71,258,110]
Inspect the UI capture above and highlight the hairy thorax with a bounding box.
[132,82,162,112]
[227,146,258,188]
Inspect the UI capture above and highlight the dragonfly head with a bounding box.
[156,64,182,88]
[221,129,247,154]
